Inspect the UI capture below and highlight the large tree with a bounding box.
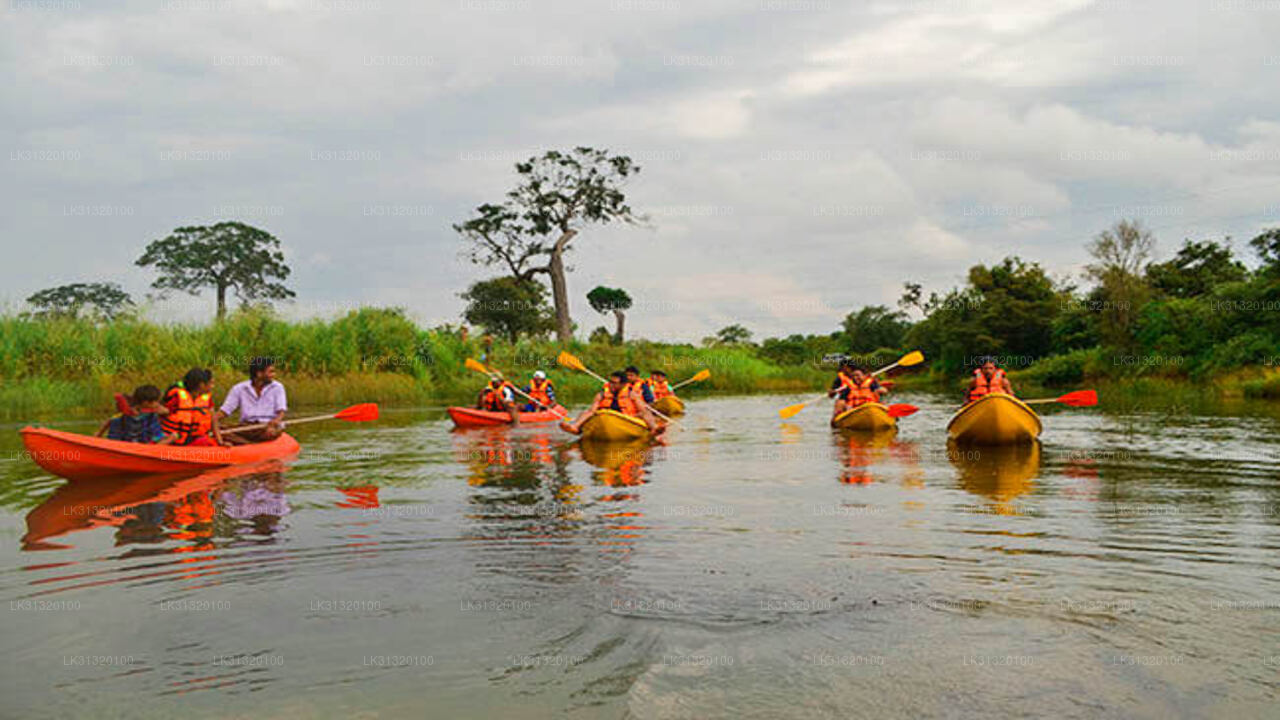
[25,282,134,321]
[586,286,632,343]
[842,305,909,353]
[460,277,554,343]
[136,222,293,320]
[1084,219,1155,351]
[1251,227,1280,279]
[455,148,642,344]
[1145,239,1247,298]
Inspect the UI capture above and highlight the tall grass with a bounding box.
[0,309,829,418]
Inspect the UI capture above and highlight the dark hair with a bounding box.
[650,369,666,377]
[182,367,212,391]
[131,384,161,404]
[609,371,626,382]
[249,356,275,378]
[624,366,639,375]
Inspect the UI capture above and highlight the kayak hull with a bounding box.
[19,427,300,481]
[447,405,566,428]
[831,403,896,431]
[946,394,1042,445]
[579,410,651,442]
[652,395,685,415]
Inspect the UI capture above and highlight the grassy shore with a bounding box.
[0,310,829,419]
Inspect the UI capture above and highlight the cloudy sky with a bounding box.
[3,0,1278,341]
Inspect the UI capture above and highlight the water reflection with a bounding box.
[831,431,922,487]
[948,441,1042,515]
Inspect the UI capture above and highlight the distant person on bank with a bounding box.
[218,357,287,445]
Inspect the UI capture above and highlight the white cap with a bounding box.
[533,370,546,379]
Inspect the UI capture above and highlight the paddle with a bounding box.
[778,350,925,419]
[556,351,684,428]
[1022,390,1098,407]
[886,403,919,418]
[221,403,379,435]
[464,358,570,420]
[670,369,711,391]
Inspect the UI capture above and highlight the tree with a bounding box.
[1145,239,1247,298]
[1251,227,1280,279]
[712,324,753,345]
[1085,219,1155,351]
[586,286,632,343]
[25,282,134,321]
[589,326,614,344]
[136,222,293,320]
[455,148,642,344]
[842,305,909,353]
[460,277,554,343]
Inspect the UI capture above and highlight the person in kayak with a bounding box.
[624,366,656,405]
[966,358,1013,403]
[647,370,673,400]
[218,357,288,445]
[162,368,224,446]
[829,362,886,420]
[95,385,175,444]
[477,377,520,424]
[522,370,557,411]
[560,371,664,436]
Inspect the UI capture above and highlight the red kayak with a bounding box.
[20,426,300,481]
[447,405,567,428]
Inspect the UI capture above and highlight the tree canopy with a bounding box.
[136,222,293,320]
[460,277,554,343]
[25,282,134,321]
[842,305,908,353]
[1146,239,1247,299]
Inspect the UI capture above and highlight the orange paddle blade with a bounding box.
[688,369,710,383]
[334,403,379,422]
[1058,390,1097,407]
[464,358,492,374]
[887,403,918,418]
[557,351,586,372]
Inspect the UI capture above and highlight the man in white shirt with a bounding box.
[218,357,288,445]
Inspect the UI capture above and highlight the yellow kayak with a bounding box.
[579,409,651,442]
[830,403,896,432]
[947,393,1042,445]
[652,395,685,415]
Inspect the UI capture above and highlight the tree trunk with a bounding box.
[216,282,227,321]
[548,230,577,345]
[613,310,625,343]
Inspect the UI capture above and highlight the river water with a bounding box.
[2,393,1278,718]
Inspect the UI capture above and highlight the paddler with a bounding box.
[521,370,557,412]
[476,376,521,424]
[218,356,288,445]
[560,370,664,436]
[647,370,673,400]
[829,361,886,420]
[162,368,224,446]
[624,366,655,406]
[965,357,1013,403]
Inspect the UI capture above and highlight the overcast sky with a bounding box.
[3,0,1278,341]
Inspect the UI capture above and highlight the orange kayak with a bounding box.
[447,405,567,428]
[19,426,300,481]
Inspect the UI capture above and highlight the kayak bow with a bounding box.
[579,410,652,442]
[946,393,1042,445]
[651,396,685,416]
[831,403,897,432]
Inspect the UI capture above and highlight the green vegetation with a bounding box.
[25,282,135,321]
[0,308,826,419]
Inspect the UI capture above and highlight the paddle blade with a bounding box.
[887,403,918,418]
[557,351,585,372]
[897,350,924,367]
[1058,390,1097,407]
[778,401,810,419]
[464,358,490,374]
[689,369,711,383]
[334,403,380,422]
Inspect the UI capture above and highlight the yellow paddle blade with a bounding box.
[778,401,810,419]
[898,350,924,367]
[689,369,711,383]
[557,351,586,372]
[464,358,491,374]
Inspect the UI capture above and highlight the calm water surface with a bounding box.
[2,393,1278,718]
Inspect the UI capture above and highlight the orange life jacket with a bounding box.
[648,378,672,399]
[527,377,554,406]
[599,384,640,416]
[969,368,1007,400]
[838,372,878,406]
[481,382,515,412]
[162,386,213,445]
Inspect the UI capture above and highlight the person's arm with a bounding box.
[828,378,841,397]
[95,419,111,437]
[211,413,225,446]
[268,386,287,430]
[219,387,239,423]
[547,385,557,401]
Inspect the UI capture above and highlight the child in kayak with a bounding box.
[162,368,224,446]
[95,385,175,444]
